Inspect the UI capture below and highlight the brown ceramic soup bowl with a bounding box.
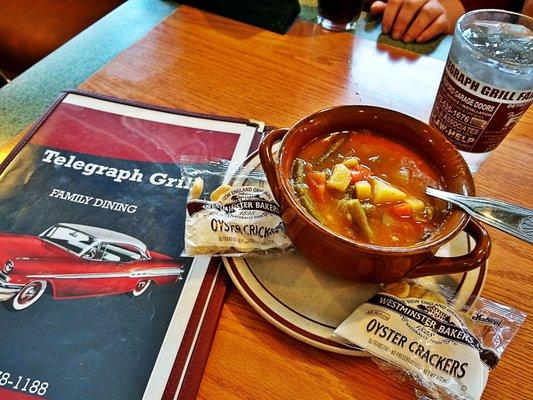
[259,105,491,283]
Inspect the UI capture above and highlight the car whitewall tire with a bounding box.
[132,280,151,297]
[12,281,48,311]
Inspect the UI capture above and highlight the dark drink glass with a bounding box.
[317,0,362,31]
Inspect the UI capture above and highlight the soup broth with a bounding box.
[291,130,449,247]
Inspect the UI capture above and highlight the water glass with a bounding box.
[429,10,533,172]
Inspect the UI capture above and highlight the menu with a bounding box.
[0,91,263,400]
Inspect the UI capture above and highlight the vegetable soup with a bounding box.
[291,130,449,247]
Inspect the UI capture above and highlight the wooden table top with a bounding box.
[24,6,533,399]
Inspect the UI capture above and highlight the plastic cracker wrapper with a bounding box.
[183,160,292,256]
[333,279,526,400]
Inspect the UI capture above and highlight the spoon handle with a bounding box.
[426,188,533,245]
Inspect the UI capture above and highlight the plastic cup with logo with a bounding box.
[429,10,533,172]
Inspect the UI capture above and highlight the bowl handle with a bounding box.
[406,219,491,278]
[258,128,289,203]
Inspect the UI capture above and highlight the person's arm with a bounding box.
[370,0,465,43]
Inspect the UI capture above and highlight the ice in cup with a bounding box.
[430,10,533,172]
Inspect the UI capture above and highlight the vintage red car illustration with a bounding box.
[0,223,184,311]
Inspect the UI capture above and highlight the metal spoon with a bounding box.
[426,188,533,244]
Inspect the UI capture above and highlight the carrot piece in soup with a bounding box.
[306,171,326,201]
[350,170,364,184]
[390,203,412,219]
[349,165,372,184]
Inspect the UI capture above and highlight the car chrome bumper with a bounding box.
[0,274,22,300]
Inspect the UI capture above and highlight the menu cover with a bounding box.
[0,91,263,400]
